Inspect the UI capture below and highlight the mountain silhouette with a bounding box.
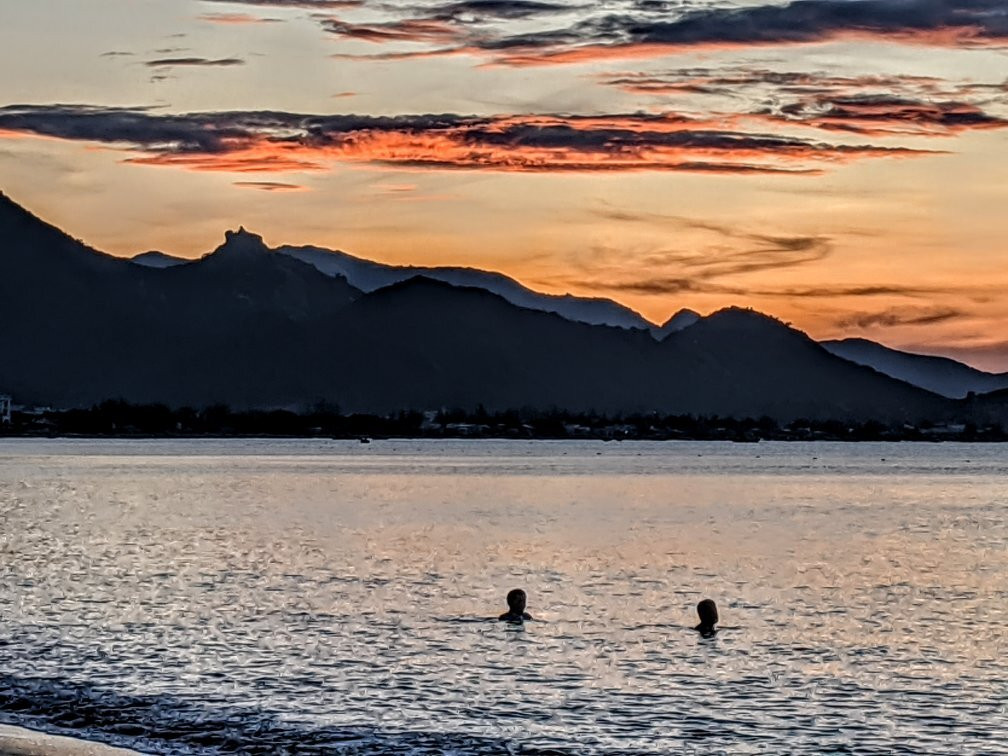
[654,308,701,339]
[130,239,1008,400]
[0,191,995,422]
[131,250,185,268]
[821,338,1008,399]
[133,240,653,330]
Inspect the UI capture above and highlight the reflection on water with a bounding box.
[0,440,1005,753]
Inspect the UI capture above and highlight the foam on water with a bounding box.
[0,439,1006,753]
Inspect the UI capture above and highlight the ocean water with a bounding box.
[0,439,1005,754]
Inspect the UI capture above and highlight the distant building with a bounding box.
[0,394,11,425]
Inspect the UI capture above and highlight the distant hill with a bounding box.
[821,338,1008,399]
[654,308,700,339]
[276,244,654,330]
[133,237,657,330]
[0,190,991,424]
[660,308,949,421]
[131,251,186,268]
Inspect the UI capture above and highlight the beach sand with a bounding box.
[0,725,139,756]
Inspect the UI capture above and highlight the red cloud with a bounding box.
[0,106,938,177]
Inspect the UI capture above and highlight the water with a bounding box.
[0,439,1005,754]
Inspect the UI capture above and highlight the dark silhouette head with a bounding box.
[696,598,718,635]
[506,589,527,615]
[499,588,532,622]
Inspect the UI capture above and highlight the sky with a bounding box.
[1,0,1007,369]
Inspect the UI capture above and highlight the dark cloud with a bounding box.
[597,68,1008,137]
[498,0,1008,64]
[600,68,949,97]
[199,0,361,7]
[321,18,460,44]
[233,180,308,190]
[760,285,954,299]
[0,104,929,175]
[769,95,1008,136]
[837,307,964,329]
[424,0,575,22]
[569,278,955,298]
[326,0,1008,64]
[145,57,246,67]
[319,0,576,45]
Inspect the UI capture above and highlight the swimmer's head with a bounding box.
[506,589,527,614]
[696,598,718,627]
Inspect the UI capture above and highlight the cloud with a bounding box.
[197,13,283,24]
[144,57,246,67]
[597,67,1008,137]
[499,0,1008,65]
[199,0,361,7]
[321,0,1008,65]
[567,279,959,298]
[599,68,950,98]
[547,210,834,296]
[767,96,1008,137]
[0,104,933,176]
[321,18,460,44]
[836,306,964,329]
[233,180,308,190]
[547,213,995,304]
[600,245,833,294]
[427,1,574,22]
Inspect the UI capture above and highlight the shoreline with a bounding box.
[0,432,1004,443]
[0,725,139,756]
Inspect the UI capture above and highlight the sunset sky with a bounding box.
[2,0,1006,368]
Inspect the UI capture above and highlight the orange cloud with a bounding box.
[197,12,281,24]
[0,105,938,177]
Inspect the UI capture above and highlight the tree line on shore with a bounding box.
[1,400,1004,442]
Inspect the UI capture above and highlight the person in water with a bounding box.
[499,588,533,622]
[695,598,718,637]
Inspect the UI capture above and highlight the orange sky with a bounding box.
[1,0,1007,368]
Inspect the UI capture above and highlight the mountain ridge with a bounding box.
[1,191,1003,424]
[821,337,1008,399]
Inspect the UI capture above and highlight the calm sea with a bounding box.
[0,439,1005,754]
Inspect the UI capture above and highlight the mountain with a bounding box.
[131,250,186,268]
[654,308,700,339]
[276,244,654,330]
[821,338,1008,399]
[0,193,361,407]
[659,308,949,421]
[0,191,975,422]
[155,227,361,323]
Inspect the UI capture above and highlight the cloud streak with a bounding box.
[767,96,1008,137]
[317,0,1008,65]
[233,180,308,190]
[200,0,361,7]
[0,104,932,176]
[145,57,246,67]
[197,13,283,24]
[837,306,964,329]
[597,67,1008,137]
